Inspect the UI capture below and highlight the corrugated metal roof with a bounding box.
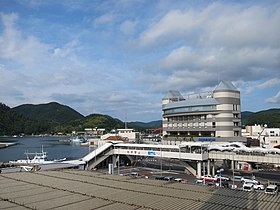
[1,170,279,210]
[163,97,219,110]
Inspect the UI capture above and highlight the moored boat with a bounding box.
[9,146,66,165]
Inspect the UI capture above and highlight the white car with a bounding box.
[241,177,258,184]
[265,185,278,194]
[214,175,230,181]
[253,183,265,190]
[243,183,254,192]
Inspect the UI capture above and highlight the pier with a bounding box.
[0,142,16,149]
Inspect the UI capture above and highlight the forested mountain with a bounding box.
[128,120,162,129]
[0,102,139,135]
[1,101,279,136]
[13,102,84,124]
[0,103,49,135]
[241,109,280,128]
[59,114,125,133]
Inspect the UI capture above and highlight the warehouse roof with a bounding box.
[0,170,279,210]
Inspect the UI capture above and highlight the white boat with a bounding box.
[70,136,88,144]
[9,146,66,165]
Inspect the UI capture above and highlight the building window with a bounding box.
[212,122,216,128]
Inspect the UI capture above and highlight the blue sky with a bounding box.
[0,0,279,122]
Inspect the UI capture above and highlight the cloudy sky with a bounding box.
[0,0,279,122]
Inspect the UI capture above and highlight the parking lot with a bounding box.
[109,165,278,194]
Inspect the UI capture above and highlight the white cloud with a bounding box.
[266,91,280,104]
[120,20,137,35]
[137,3,280,48]
[138,9,202,47]
[257,79,280,89]
[53,39,80,58]
[0,13,50,67]
[136,2,280,96]
[93,13,116,27]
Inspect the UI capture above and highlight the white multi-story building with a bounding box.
[162,81,242,142]
[245,124,280,148]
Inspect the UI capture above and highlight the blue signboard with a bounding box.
[148,151,156,156]
[198,137,216,142]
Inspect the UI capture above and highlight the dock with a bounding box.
[0,142,16,149]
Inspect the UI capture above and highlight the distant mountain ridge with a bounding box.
[128,120,162,129]
[12,102,84,124]
[0,101,279,135]
[241,108,280,128]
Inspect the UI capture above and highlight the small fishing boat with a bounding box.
[9,146,66,165]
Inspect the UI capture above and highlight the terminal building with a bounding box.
[162,81,243,143]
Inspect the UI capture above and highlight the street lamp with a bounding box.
[217,168,224,187]
[232,153,236,189]
[160,147,163,176]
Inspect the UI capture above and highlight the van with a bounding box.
[265,185,278,195]
[243,183,254,192]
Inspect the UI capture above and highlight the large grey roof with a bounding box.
[163,90,185,100]
[1,170,279,210]
[214,81,238,92]
[163,97,219,110]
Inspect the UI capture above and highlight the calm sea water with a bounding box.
[0,136,94,162]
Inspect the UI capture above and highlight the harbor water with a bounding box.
[0,136,94,163]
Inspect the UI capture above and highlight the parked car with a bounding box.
[155,176,165,180]
[181,179,188,184]
[130,172,139,177]
[164,176,175,181]
[200,175,218,183]
[195,180,204,185]
[253,183,265,190]
[174,178,183,182]
[243,183,254,192]
[265,185,278,195]
[241,177,258,184]
[214,175,231,181]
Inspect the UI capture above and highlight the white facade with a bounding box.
[244,125,280,149]
[162,81,241,138]
[101,129,139,142]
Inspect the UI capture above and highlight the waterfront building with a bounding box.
[101,128,140,143]
[244,124,280,148]
[162,81,242,143]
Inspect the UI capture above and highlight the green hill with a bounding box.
[66,114,124,130]
[12,102,84,124]
[128,120,162,130]
[0,103,49,135]
[2,100,278,135]
[241,111,254,126]
[242,109,280,128]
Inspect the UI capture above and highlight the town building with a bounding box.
[162,81,243,143]
[243,124,280,148]
[101,128,140,143]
